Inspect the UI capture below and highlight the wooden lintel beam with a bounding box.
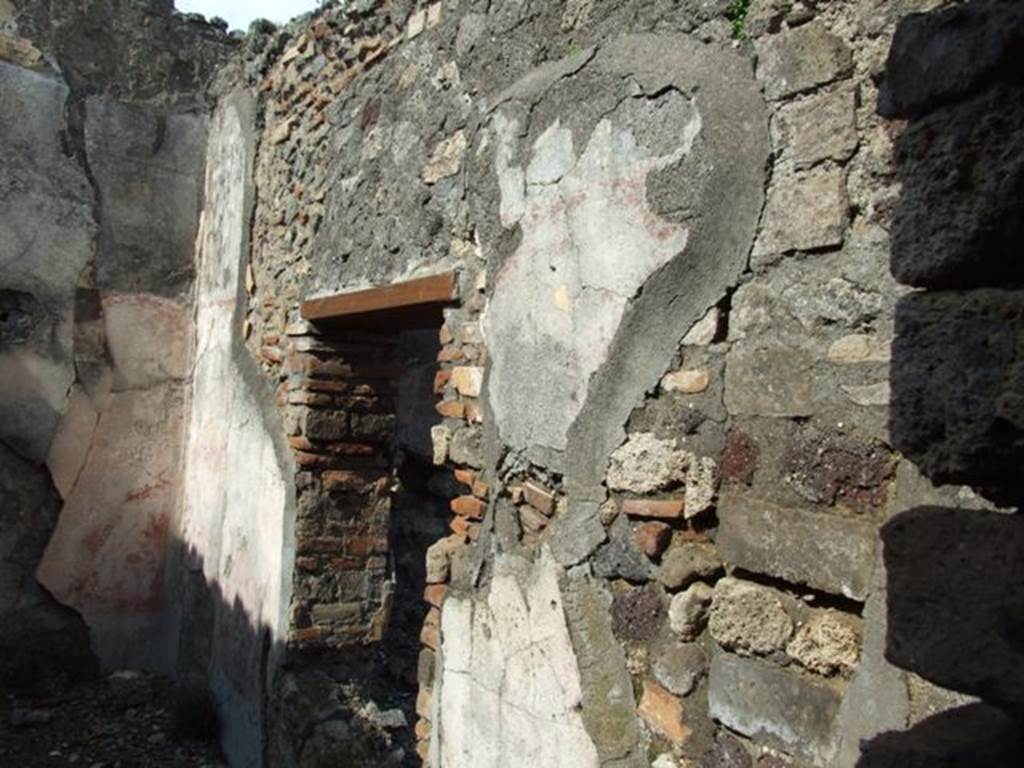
[300,271,458,322]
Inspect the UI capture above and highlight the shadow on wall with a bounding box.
[168,534,423,768]
[862,0,1024,764]
[0,442,97,700]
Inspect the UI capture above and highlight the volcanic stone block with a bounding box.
[652,641,707,697]
[772,85,857,170]
[754,22,853,100]
[709,653,841,765]
[708,578,793,656]
[669,582,714,640]
[716,493,876,600]
[878,0,1024,120]
[786,609,861,677]
[887,85,1024,289]
[592,513,653,583]
[881,506,1024,708]
[752,166,849,257]
[856,702,1024,768]
[890,290,1024,501]
[723,341,817,418]
[656,543,723,591]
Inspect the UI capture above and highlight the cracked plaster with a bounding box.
[485,86,701,455]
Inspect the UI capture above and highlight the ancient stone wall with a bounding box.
[235,1,1023,766]
[2,1,1021,767]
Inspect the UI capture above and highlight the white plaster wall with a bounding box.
[484,104,700,454]
[433,549,600,768]
[179,93,294,768]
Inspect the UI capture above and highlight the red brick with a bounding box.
[437,344,464,363]
[472,479,489,500]
[433,369,451,394]
[295,556,320,572]
[519,505,548,533]
[346,536,388,556]
[451,495,485,520]
[297,536,344,555]
[453,468,476,486]
[320,441,379,456]
[423,584,449,608]
[436,400,465,419]
[439,323,454,344]
[621,498,686,519]
[328,555,367,571]
[637,678,691,745]
[322,469,385,491]
[303,378,351,394]
[282,352,317,376]
[293,451,344,469]
[415,718,431,741]
[288,390,334,407]
[420,622,439,651]
[308,357,354,379]
[464,399,484,423]
[523,480,556,516]
[288,435,316,451]
[450,516,480,541]
[291,627,327,645]
[632,521,672,558]
[420,607,441,650]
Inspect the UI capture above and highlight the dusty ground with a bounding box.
[0,670,225,767]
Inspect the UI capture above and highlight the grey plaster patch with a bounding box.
[482,36,767,488]
[562,565,645,767]
[487,46,597,113]
[564,35,769,498]
[833,557,910,767]
[546,501,607,567]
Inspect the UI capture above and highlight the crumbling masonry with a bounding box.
[1,0,1022,767]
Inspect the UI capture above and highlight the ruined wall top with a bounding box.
[4,0,238,106]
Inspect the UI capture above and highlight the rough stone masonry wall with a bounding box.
[237,1,1024,767]
[3,1,1021,768]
